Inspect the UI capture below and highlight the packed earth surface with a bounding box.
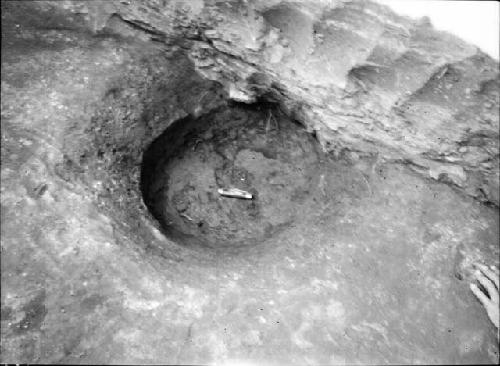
[1,1,499,365]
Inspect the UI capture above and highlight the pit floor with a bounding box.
[1,3,499,365]
[143,105,326,248]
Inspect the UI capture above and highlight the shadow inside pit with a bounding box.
[140,102,324,249]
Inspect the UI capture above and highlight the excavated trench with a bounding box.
[140,103,324,248]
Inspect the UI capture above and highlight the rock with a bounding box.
[204,29,218,38]
[429,165,467,187]
[228,84,255,103]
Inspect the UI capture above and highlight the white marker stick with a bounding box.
[218,188,253,199]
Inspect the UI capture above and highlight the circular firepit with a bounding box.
[140,104,322,248]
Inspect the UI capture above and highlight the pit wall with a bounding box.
[61,48,227,213]
[58,47,228,257]
[18,0,500,206]
[2,0,231,258]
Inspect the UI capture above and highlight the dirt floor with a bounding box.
[1,2,499,365]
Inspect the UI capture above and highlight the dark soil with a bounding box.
[141,104,325,248]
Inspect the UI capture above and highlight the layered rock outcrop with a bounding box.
[43,0,499,205]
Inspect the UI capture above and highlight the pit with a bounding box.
[140,104,323,248]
